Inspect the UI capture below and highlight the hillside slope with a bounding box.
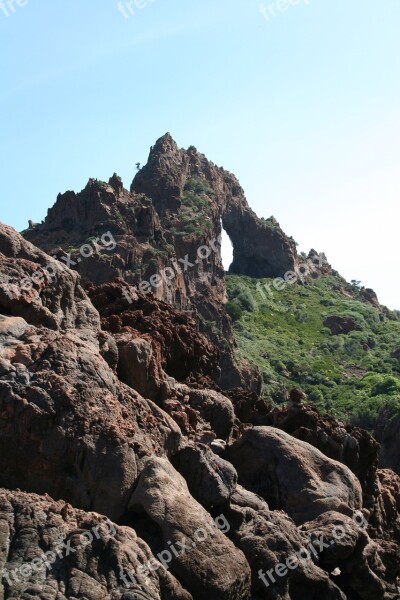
[227,272,400,428]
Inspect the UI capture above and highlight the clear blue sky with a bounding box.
[1,0,399,307]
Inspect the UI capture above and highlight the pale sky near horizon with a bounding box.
[1,0,399,308]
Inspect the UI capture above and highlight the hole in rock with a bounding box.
[221,227,233,272]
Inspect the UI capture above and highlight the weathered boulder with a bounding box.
[225,486,346,600]
[0,488,192,600]
[0,316,181,522]
[173,443,237,508]
[0,222,100,334]
[115,332,164,401]
[228,427,362,524]
[323,315,361,336]
[376,469,400,540]
[300,511,400,600]
[267,402,381,526]
[129,456,251,600]
[174,384,235,440]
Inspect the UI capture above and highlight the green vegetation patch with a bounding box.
[172,177,214,237]
[226,274,400,428]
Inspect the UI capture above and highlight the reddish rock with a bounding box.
[0,317,181,522]
[88,279,220,389]
[129,456,251,600]
[0,223,99,333]
[0,488,192,600]
[1,135,399,600]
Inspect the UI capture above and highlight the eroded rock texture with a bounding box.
[0,489,192,600]
[132,133,297,279]
[0,223,99,333]
[227,426,363,524]
[129,456,251,600]
[1,135,399,600]
[0,317,180,522]
[375,407,400,475]
[24,134,295,392]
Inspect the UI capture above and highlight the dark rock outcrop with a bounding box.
[87,279,220,392]
[1,133,399,600]
[266,403,380,517]
[173,443,238,508]
[376,469,400,541]
[300,511,399,599]
[226,488,348,600]
[24,134,298,394]
[0,488,192,600]
[129,456,251,600]
[227,426,362,524]
[323,315,361,336]
[0,223,99,333]
[132,134,298,279]
[0,316,180,522]
[360,287,381,309]
[375,408,400,475]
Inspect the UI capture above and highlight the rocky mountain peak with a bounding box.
[132,134,299,278]
[151,131,179,154]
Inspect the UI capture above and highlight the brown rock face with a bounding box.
[0,488,192,600]
[23,134,298,393]
[265,403,380,522]
[226,486,348,600]
[300,511,400,600]
[374,407,400,475]
[0,316,181,522]
[129,456,251,600]
[132,133,298,278]
[227,426,363,525]
[360,287,381,309]
[0,225,182,524]
[172,443,238,508]
[0,223,99,333]
[376,469,400,541]
[87,278,220,391]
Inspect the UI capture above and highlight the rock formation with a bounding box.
[0,489,191,600]
[374,407,400,475]
[24,134,300,394]
[0,135,399,599]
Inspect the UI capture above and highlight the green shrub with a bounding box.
[226,300,243,321]
[184,176,213,197]
[237,290,256,312]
